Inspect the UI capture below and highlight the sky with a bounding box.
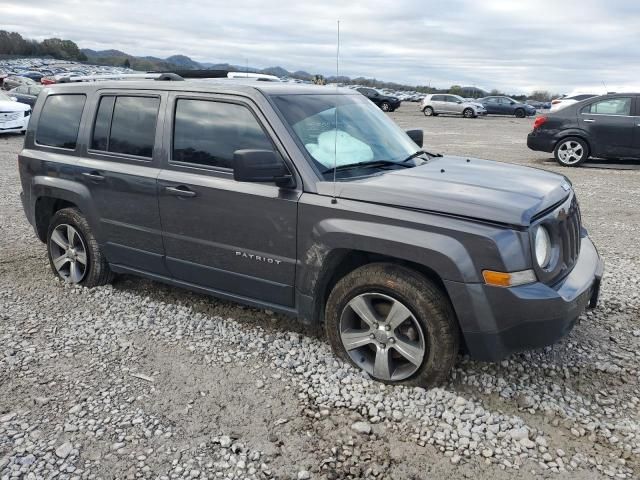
[2,0,640,94]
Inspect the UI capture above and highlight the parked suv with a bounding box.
[18,78,603,386]
[420,94,487,118]
[356,87,401,112]
[477,96,536,117]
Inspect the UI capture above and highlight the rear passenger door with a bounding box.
[430,95,446,113]
[157,93,300,307]
[579,97,635,156]
[77,90,170,275]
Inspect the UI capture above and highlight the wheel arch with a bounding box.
[31,177,97,243]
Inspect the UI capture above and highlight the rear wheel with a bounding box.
[423,106,434,117]
[463,108,475,118]
[325,263,459,387]
[47,208,114,287]
[554,137,589,167]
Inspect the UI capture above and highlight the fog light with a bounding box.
[483,269,536,287]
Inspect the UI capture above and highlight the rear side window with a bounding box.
[582,97,631,116]
[36,94,86,149]
[90,95,159,158]
[172,99,273,169]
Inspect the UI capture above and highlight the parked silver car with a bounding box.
[420,94,487,118]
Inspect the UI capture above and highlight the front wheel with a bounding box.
[554,137,589,167]
[325,263,459,387]
[463,108,475,118]
[47,208,114,287]
[380,101,391,112]
[514,108,525,118]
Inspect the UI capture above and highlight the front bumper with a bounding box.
[445,235,604,361]
[0,117,28,132]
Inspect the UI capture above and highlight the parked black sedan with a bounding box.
[356,87,401,112]
[478,96,536,117]
[9,85,42,107]
[527,93,640,166]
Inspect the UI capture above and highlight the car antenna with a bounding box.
[331,20,340,205]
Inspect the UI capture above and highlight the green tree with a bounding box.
[448,85,463,96]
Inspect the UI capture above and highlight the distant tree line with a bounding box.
[0,30,87,61]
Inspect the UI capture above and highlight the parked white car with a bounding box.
[0,91,31,134]
[420,94,487,118]
[550,94,598,113]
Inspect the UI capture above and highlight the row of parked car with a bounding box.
[418,94,541,118]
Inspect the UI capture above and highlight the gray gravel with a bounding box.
[1,106,639,479]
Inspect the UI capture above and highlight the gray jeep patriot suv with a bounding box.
[18,77,604,386]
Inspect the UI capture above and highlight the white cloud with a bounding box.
[1,0,639,93]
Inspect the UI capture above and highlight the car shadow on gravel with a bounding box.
[111,274,322,339]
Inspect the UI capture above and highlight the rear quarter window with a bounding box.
[36,94,86,149]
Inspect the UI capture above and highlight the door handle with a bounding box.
[164,185,197,198]
[583,119,595,123]
[81,171,105,182]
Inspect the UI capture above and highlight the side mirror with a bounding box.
[406,129,423,148]
[233,149,294,188]
[456,100,462,104]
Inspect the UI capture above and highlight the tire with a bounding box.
[325,263,459,387]
[514,108,525,118]
[554,137,589,167]
[380,101,391,112]
[46,208,114,287]
[463,108,475,118]
[423,106,434,117]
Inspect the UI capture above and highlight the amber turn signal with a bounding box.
[482,269,536,287]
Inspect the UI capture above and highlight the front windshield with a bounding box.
[272,94,419,177]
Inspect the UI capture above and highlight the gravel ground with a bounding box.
[1,105,639,479]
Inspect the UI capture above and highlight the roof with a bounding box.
[44,79,358,97]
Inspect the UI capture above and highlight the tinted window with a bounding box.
[432,95,444,101]
[14,86,28,94]
[91,96,115,151]
[173,99,273,169]
[583,97,631,116]
[36,94,86,149]
[106,96,159,157]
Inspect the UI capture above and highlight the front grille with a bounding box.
[0,111,21,122]
[558,195,581,273]
[533,193,583,285]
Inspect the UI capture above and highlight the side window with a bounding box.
[582,98,631,116]
[36,94,86,149]
[15,86,27,94]
[90,95,159,157]
[432,95,443,101]
[172,99,273,169]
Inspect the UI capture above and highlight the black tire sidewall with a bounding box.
[423,106,434,116]
[325,263,459,387]
[381,102,390,112]
[463,108,474,118]
[515,109,525,118]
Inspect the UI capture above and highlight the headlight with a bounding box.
[24,110,31,117]
[534,226,551,268]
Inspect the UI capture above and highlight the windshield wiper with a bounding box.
[322,160,411,175]
[401,150,442,163]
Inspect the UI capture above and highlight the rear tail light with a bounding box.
[533,116,548,129]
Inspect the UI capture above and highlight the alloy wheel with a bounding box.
[339,292,426,381]
[49,224,88,283]
[557,140,584,165]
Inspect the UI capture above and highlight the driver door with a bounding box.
[157,93,301,307]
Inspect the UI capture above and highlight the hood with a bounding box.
[320,156,570,226]
[0,99,29,112]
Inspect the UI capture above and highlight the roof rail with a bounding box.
[57,72,185,83]
[148,69,229,79]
